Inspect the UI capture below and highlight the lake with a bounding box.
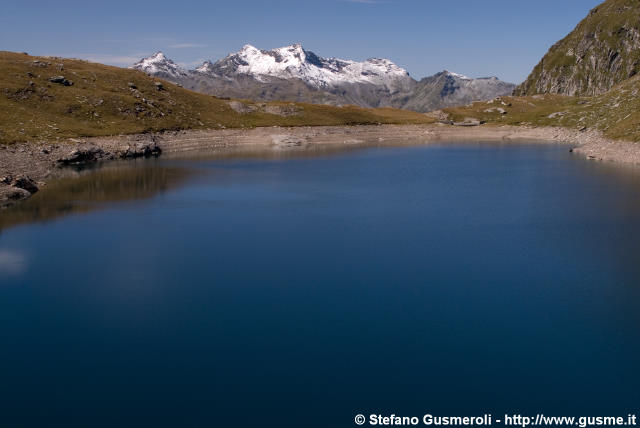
[1,142,639,427]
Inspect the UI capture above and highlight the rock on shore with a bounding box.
[2,124,640,207]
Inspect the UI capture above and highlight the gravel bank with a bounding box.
[2,124,639,206]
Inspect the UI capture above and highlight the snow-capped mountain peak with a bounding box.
[129,46,515,112]
[233,43,310,77]
[195,60,215,74]
[135,44,413,89]
[132,52,188,77]
[208,43,412,89]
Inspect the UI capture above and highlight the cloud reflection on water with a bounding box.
[0,249,27,275]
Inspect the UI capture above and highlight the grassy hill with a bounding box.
[444,73,640,141]
[0,51,434,144]
[514,0,640,96]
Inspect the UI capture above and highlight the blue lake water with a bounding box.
[1,142,639,427]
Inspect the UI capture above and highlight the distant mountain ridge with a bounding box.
[132,44,515,112]
[514,0,640,96]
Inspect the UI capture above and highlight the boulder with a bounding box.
[119,142,162,159]
[6,187,31,201]
[49,76,73,86]
[0,175,39,204]
[13,176,39,194]
[57,147,107,164]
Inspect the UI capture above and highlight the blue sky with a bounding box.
[2,0,602,83]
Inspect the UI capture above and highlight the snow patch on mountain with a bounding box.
[444,70,471,80]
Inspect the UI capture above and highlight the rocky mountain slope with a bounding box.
[514,0,640,96]
[133,44,515,112]
[402,71,517,112]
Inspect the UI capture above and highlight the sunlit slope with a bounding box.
[0,51,434,144]
[445,74,640,141]
[514,0,640,96]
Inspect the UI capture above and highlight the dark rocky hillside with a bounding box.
[514,0,640,96]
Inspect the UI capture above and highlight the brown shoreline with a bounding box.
[2,123,639,206]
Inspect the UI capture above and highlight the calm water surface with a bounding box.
[1,142,639,427]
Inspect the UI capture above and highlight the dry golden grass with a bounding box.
[0,51,434,144]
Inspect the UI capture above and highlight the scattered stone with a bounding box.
[31,60,50,67]
[49,76,73,86]
[57,147,107,164]
[119,142,162,159]
[424,110,450,122]
[453,118,483,127]
[271,134,305,147]
[485,108,506,114]
[228,101,257,114]
[13,176,39,194]
[547,111,567,119]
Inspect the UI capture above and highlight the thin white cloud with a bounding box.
[169,43,207,49]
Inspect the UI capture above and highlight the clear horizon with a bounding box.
[2,0,602,83]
